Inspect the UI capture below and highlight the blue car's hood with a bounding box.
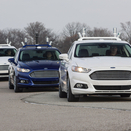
[19,60,60,70]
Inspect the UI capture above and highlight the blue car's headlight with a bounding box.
[71,66,91,73]
[17,68,30,72]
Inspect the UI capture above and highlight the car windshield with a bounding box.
[19,49,61,61]
[74,43,131,57]
[0,48,16,57]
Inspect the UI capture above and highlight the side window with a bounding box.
[55,50,61,60]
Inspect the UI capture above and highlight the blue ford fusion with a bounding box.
[8,44,61,92]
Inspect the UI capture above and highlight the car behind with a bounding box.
[8,44,61,92]
[0,44,16,78]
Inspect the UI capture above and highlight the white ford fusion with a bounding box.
[0,44,16,78]
[59,36,131,102]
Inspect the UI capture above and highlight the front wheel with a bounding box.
[14,76,22,93]
[59,83,67,98]
[67,77,79,102]
[9,75,14,89]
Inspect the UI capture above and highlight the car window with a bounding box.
[0,48,16,57]
[19,49,61,61]
[74,43,131,57]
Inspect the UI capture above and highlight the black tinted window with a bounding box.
[0,48,16,57]
[19,49,61,61]
[75,43,131,57]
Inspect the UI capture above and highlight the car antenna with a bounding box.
[25,38,27,45]
[78,32,82,38]
[21,42,25,46]
[49,41,52,46]
[113,28,117,37]
[82,28,86,37]
[6,38,11,46]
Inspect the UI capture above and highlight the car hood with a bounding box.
[74,57,131,69]
[19,60,60,70]
[0,57,13,65]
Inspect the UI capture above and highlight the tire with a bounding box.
[14,76,22,93]
[67,77,79,102]
[59,83,67,98]
[120,94,130,97]
[9,75,14,89]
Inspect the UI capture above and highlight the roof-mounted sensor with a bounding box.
[22,44,52,48]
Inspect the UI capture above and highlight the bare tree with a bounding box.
[62,22,90,39]
[0,29,27,48]
[120,21,131,43]
[24,21,58,45]
[59,22,113,53]
[88,27,113,37]
[0,30,7,44]
[59,22,90,53]
[4,29,28,48]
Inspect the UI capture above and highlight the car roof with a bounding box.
[0,45,16,49]
[74,37,129,45]
[19,44,60,52]
[20,47,59,50]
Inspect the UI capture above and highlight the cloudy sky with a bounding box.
[0,0,131,33]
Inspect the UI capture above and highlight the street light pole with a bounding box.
[36,32,39,44]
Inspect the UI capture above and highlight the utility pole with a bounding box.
[36,32,39,44]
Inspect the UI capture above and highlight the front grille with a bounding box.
[33,80,59,84]
[30,70,59,78]
[94,85,131,90]
[90,71,131,80]
[0,73,8,75]
[0,65,8,70]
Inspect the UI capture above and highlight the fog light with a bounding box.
[76,84,83,88]
[20,80,28,83]
[74,83,88,89]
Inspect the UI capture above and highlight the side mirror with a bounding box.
[8,58,15,63]
[59,54,69,61]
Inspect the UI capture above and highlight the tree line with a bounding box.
[0,21,130,53]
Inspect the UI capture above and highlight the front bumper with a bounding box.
[70,71,131,95]
[16,71,59,88]
[0,70,9,78]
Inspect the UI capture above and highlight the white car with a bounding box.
[59,36,131,102]
[0,44,16,78]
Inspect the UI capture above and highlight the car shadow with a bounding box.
[22,87,58,93]
[78,95,131,102]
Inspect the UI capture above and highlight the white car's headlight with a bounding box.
[71,66,91,73]
[17,68,30,72]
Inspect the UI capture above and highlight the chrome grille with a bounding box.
[0,65,8,70]
[33,80,59,84]
[94,85,131,90]
[30,70,59,78]
[90,71,131,80]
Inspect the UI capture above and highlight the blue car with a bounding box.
[8,44,61,92]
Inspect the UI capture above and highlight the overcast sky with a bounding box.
[0,0,131,33]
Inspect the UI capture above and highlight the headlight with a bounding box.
[71,66,91,73]
[17,68,30,72]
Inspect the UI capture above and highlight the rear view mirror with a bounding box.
[59,54,69,61]
[8,58,15,63]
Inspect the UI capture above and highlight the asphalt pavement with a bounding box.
[22,91,131,111]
